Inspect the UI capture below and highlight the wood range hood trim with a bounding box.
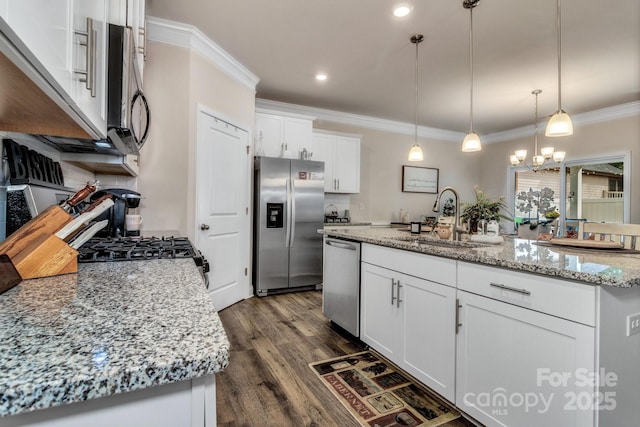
[0,20,102,141]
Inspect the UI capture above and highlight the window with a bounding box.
[508,153,630,234]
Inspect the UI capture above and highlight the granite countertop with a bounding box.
[323,221,372,227]
[0,259,229,417]
[324,228,640,288]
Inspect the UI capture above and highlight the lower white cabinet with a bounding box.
[456,290,595,427]
[360,247,457,402]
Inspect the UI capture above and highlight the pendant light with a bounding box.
[545,0,573,137]
[510,90,566,171]
[461,0,481,152]
[408,34,425,162]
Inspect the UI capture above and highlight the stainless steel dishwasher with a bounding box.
[323,237,361,337]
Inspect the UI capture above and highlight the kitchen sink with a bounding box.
[392,235,489,249]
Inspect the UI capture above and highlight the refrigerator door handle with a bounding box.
[285,178,291,248]
[290,177,296,247]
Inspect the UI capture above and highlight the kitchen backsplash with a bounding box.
[324,194,351,221]
[1,132,137,240]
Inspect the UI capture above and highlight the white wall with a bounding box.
[311,121,482,223]
[138,41,255,239]
[477,115,640,223]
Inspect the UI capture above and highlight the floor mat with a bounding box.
[309,350,461,427]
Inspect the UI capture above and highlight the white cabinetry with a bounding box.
[0,0,109,138]
[360,244,457,402]
[456,262,596,427]
[255,112,313,159]
[72,0,108,133]
[312,131,360,193]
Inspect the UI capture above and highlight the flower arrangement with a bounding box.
[516,187,556,229]
[461,186,510,232]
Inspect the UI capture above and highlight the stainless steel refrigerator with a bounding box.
[253,157,325,296]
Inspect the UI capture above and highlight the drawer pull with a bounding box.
[391,279,397,305]
[490,282,531,296]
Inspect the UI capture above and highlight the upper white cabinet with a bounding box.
[1,0,109,138]
[312,131,360,193]
[109,0,145,77]
[72,0,108,133]
[255,111,313,159]
[1,1,74,99]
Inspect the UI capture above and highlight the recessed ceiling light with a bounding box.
[393,4,413,17]
[315,73,328,81]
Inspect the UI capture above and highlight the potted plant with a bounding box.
[461,186,510,234]
[515,187,557,238]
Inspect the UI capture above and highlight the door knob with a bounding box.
[200,224,210,230]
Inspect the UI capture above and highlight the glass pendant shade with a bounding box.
[540,146,555,158]
[461,131,481,152]
[509,155,520,166]
[533,155,545,167]
[552,151,566,162]
[545,111,573,137]
[408,144,424,161]
[515,149,528,161]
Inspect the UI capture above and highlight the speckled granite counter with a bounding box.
[0,259,229,417]
[324,228,640,288]
[323,221,373,227]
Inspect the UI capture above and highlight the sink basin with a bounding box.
[392,236,489,249]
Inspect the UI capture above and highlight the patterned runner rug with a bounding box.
[309,351,460,427]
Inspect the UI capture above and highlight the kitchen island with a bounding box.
[325,227,640,287]
[324,227,640,427]
[0,258,229,427]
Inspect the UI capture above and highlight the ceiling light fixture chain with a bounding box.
[461,0,482,152]
[408,34,425,161]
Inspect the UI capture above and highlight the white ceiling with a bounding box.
[147,0,640,134]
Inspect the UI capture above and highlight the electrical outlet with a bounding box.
[359,202,365,210]
[626,313,640,337]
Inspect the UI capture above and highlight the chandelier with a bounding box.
[510,89,566,172]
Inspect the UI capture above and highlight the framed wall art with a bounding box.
[402,166,439,193]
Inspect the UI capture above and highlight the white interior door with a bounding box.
[196,110,251,310]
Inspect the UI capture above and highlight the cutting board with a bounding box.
[549,238,624,249]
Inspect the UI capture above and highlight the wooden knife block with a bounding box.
[0,205,79,280]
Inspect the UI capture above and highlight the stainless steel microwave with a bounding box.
[106,24,150,155]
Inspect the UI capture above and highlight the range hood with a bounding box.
[0,20,140,176]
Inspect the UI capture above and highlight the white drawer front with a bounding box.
[458,262,596,326]
[361,244,456,287]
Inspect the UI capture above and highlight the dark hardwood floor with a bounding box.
[216,290,476,427]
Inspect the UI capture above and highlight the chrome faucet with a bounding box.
[433,186,465,240]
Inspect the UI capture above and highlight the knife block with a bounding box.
[0,205,79,281]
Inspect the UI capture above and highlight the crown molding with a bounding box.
[258,98,640,144]
[146,17,259,92]
[256,99,465,142]
[483,101,640,144]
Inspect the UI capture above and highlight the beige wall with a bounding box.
[477,115,640,222]
[314,113,638,225]
[138,41,255,238]
[312,120,482,223]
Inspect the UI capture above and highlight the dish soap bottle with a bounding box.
[486,220,499,236]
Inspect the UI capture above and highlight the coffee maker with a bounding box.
[90,189,142,237]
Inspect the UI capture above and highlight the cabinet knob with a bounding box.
[200,224,210,230]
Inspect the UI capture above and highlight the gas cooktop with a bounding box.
[77,236,204,265]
